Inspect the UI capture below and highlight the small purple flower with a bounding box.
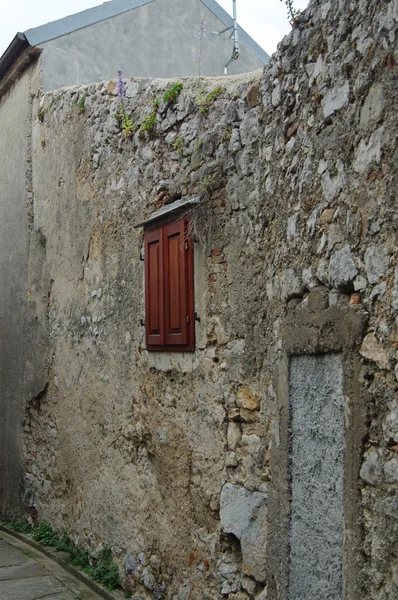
[198,19,206,40]
[117,69,125,100]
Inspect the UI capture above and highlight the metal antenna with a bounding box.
[212,0,240,75]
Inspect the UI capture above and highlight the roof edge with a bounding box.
[134,197,201,228]
[0,45,41,100]
[0,33,30,79]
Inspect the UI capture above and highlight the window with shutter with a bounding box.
[144,218,194,352]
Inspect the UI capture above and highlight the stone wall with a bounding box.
[11,0,398,599]
[0,57,49,518]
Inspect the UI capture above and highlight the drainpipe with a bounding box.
[212,0,240,75]
[0,33,29,79]
[224,0,240,75]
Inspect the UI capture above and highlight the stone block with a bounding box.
[393,267,398,310]
[227,422,242,450]
[360,447,384,486]
[220,483,267,583]
[364,245,389,284]
[279,268,305,301]
[360,333,390,370]
[321,159,345,202]
[237,385,260,411]
[353,127,385,174]
[383,410,398,444]
[247,83,260,108]
[384,456,398,483]
[226,452,238,467]
[329,246,358,290]
[321,81,349,118]
[240,408,259,423]
[360,83,385,130]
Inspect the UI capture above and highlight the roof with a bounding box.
[134,196,201,228]
[0,0,269,83]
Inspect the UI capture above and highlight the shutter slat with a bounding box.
[164,220,188,345]
[145,228,164,347]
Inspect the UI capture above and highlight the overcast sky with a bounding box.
[0,0,310,58]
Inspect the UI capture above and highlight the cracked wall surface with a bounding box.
[0,0,398,599]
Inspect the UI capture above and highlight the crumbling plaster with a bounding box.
[1,0,397,599]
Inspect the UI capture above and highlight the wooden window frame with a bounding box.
[144,217,195,352]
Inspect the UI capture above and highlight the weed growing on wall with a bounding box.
[197,19,206,81]
[114,69,134,138]
[280,0,301,25]
[163,82,183,105]
[198,86,224,114]
[140,110,158,135]
[184,197,219,248]
[195,19,208,104]
[173,135,184,156]
[2,520,31,534]
[77,94,86,113]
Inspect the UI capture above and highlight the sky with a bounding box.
[0,0,310,58]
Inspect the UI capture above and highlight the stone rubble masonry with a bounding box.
[220,483,267,584]
[0,0,397,599]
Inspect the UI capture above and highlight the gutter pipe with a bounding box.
[0,33,30,79]
[212,0,240,75]
[224,0,240,75]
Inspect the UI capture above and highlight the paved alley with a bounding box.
[0,529,106,600]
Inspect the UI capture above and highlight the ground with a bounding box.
[0,529,109,600]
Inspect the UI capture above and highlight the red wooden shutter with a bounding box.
[164,220,189,346]
[145,227,164,347]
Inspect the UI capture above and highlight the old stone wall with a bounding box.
[15,0,398,599]
[0,57,49,519]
